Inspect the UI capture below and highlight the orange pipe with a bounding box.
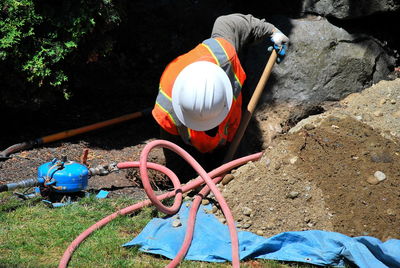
[0,108,151,159]
[41,108,151,144]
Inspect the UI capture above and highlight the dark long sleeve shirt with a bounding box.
[211,13,276,52]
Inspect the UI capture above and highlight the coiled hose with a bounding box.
[59,140,263,268]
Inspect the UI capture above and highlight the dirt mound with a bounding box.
[213,78,400,241]
[216,115,400,240]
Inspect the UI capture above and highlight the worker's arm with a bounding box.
[211,13,278,52]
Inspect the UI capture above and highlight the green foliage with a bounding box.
[0,0,121,98]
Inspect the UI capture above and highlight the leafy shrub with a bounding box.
[0,0,122,107]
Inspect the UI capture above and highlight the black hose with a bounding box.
[0,184,8,192]
[0,140,38,159]
[0,178,41,192]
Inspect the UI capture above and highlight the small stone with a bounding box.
[366,176,380,185]
[379,98,387,105]
[287,191,300,199]
[303,124,315,130]
[201,199,210,205]
[373,110,383,117]
[369,142,377,148]
[387,209,396,216]
[185,202,191,207]
[242,207,253,216]
[242,223,252,229]
[370,152,393,163]
[266,223,275,229]
[331,125,339,129]
[172,219,182,227]
[221,174,235,185]
[374,171,387,182]
[211,206,218,214]
[355,115,363,121]
[256,230,264,236]
[289,156,299,164]
[390,99,396,104]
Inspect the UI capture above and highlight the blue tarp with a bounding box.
[123,202,400,267]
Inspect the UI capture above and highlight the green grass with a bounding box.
[0,192,313,268]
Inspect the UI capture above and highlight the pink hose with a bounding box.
[58,140,263,268]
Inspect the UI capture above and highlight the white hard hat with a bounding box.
[172,61,233,131]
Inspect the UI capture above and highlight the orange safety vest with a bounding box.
[152,37,246,153]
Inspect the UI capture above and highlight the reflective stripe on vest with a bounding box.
[155,87,190,140]
[201,38,242,99]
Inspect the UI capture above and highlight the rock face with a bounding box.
[302,0,400,19]
[243,17,396,106]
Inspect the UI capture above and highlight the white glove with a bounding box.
[271,31,289,48]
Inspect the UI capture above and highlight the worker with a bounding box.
[152,13,289,179]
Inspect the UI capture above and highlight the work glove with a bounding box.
[269,30,289,63]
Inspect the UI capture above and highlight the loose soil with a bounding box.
[216,115,400,240]
[1,79,399,242]
[215,78,400,240]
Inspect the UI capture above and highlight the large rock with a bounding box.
[243,17,396,106]
[301,0,400,19]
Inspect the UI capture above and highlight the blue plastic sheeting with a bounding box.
[123,202,400,268]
